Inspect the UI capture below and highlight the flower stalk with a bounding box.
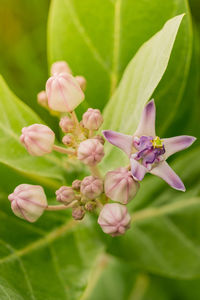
[45,201,78,211]
[52,145,76,155]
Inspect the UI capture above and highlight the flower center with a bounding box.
[133,136,165,169]
[151,136,163,149]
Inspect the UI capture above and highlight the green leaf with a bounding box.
[0,75,66,188]
[105,147,200,279]
[101,14,185,172]
[48,0,191,119]
[0,191,105,300]
[0,0,59,132]
[169,23,200,139]
[86,259,169,300]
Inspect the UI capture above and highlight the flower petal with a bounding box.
[130,157,147,181]
[102,130,133,157]
[163,136,196,159]
[134,99,156,137]
[150,161,185,191]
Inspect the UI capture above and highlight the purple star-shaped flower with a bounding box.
[103,100,196,191]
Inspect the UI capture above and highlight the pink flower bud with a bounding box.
[98,203,131,236]
[81,176,103,199]
[37,91,48,108]
[46,73,85,112]
[51,61,72,75]
[77,139,104,166]
[62,135,74,146]
[85,201,96,212]
[8,184,47,222]
[56,186,75,205]
[105,168,139,204]
[94,135,105,145]
[72,206,85,220]
[72,179,82,191]
[59,116,75,133]
[20,124,55,156]
[75,76,86,91]
[82,108,103,130]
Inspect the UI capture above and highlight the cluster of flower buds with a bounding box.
[8,60,196,238]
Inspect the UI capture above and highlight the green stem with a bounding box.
[89,130,94,138]
[70,110,79,126]
[46,200,78,211]
[89,165,102,178]
[53,145,76,155]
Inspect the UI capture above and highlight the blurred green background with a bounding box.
[0,0,59,131]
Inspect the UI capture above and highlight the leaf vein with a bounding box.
[64,0,110,73]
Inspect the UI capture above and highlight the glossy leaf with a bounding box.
[101,14,185,172]
[0,192,105,300]
[106,147,200,279]
[0,0,59,132]
[48,0,191,120]
[0,75,66,187]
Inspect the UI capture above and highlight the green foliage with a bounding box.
[101,14,185,172]
[0,194,105,299]
[0,149,199,299]
[48,0,191,121]
[0,75,65,187]
[103,147,200,279]
[0,0,199,298]
[0,0,59,131]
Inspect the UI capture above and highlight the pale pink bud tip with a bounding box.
[82,108,103,131]
[8,184,47,222]
[56,186,75,205]
[46,73,85,112]
[20,124,55,156]
[105,168,140,204]
[72,206,85,220]
[72,179,82,191]
[59,116,74,133]
[75,76,87,91]
[77,139,104,166]
[98,203,131,237]
[51,61,72,75]
[62,135,74,146]
[37,91,48,108]
[94,135,105,145]
[85,201,96,212]
[81,176,103,199]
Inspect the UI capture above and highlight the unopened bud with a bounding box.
[51,61,72,75]
[105,168,139,204]
[59,116,75,133]
[98,203,131,236]
[77,139,104,166]
[20,124,55,156]
[46,73,85,112]
[62,135,74,146]
[37,91,48,108]
[56,186,75,205]
[85,201,96,212]
[72,206,85,220]
[72,179,82,191]
[82,108,103,130]
[8,184,47,222]
[94,135,105,145]
[75,76,86,91]
[81,176,103,199]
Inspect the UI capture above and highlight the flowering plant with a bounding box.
[0,3,200,298]
[9,77,196,235]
